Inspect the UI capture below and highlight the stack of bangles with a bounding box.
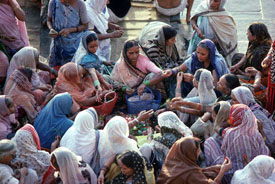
[143,80,150,86]
[94,80,100,88]
[101,165,109,174]
[171,68,179,76]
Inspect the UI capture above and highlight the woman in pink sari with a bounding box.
[0,0,29,85]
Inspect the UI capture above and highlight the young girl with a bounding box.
[74,31,112,101]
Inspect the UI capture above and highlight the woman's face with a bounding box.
[166,36,176,47]
[217,75,228,95]
[246,29,256,42]
[118,159,134,176]
[87,40,99,54]
[230,93,239,105]
[196,46,209,63]
[126,46,139,63]
[210,0,221,10]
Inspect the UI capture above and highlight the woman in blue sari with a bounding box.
[171,39,229,97]
[34,92,74,149]
[47,0,89,68]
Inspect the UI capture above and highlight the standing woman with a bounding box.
[47,0,89,68]
[0,0,29,85]
[188,0,238,66]
[85,0,124,63]
[0,0,29,57]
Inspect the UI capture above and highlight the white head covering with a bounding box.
[231,86,255,106]
[196,69,217,105]
[158,111,193,137]
[85,0,110,49]
[105,116,140,154]
[12,129,50,183]
[60,108,98,164]
[98,116,140,168]
[231,155,275,184]
[52,147,96,184]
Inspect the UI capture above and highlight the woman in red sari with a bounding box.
[262,40,275,115]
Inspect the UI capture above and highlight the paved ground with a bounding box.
[23,0,275,61]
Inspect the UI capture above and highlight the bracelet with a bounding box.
[101,165,109,173]
[94,80,100,87]
[121,86,127,92]
[143,80,150,86]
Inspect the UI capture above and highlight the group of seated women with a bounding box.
[1,0,275,183]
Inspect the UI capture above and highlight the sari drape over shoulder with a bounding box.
[4,69,39,123]
[157,137,210,184]
[12,124,52,183]
[55,62,97,108]
[34,93,73,149]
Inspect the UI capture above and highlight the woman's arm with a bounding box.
[36,61,58,77]
[9,0,25,21]
[191,16,204,39]
[230,55,246,73]
[98,155,116,184]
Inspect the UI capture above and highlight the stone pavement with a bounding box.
[22,0,275,61]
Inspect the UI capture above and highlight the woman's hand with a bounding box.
[177,72,184,84]
[137,83,146,96]
[245,67,260,77]
[196,28,205,39]
[230,65,238,73]
[49,28,58,38]
[261,56,272,68]
[98,172,105,184]
[183,73,193,83]
[220,157,232,173]
[96,86,103,102]
[59,28,71,37]
[111,30,124,38]
[137,109,154,122]
[126,87,135,95]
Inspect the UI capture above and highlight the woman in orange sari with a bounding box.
[55,62,112,109]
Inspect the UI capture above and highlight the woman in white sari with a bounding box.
[231,155,275,184]
[188,0,238,66]
[85,0,123,62]
[60,111,140,175]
